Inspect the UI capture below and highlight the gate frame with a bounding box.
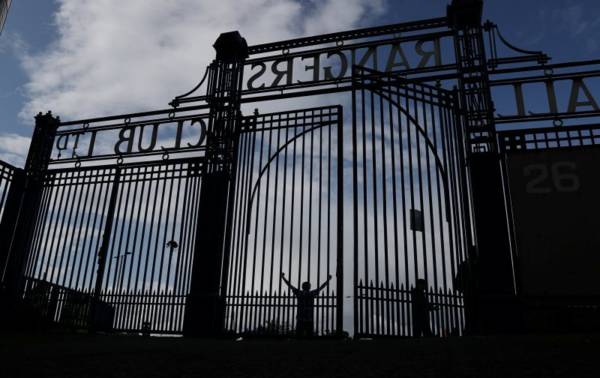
[350,66,472,338]
[4,0,600,336]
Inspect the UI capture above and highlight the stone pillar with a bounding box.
[183,31,248,337]
[1,112,59,297]
[449,0,520,333]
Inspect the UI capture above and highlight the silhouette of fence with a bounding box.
[224,106,344,336]
[356,283,464,337]
[499,124,600,152]
[5,0,600,337]
[0,160,19,280]
[226,292,337,336]
[18,158,203,334]
[22,277,187,334]
[351,68,470,337]
[0,161,15,217]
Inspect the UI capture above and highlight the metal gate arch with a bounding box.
[351,67,472,337]
[224,106,344,337]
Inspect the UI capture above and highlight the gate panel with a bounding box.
[352,68,470,337]
[0,162,15,219]
[22,158,203,334]
[0,161,19,280]
[224,106,343,336]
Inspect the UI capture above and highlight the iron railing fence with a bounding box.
[21,158,204,334]
[226,292,338,337]
[0,160,17,226]
[356,283,464,337]
[351,67,471,337]
[499,123,600,152]
[22,277,187,334]
[0,160,20,282]
[224,106,344,336]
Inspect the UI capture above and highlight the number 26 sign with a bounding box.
[523,162,581,194]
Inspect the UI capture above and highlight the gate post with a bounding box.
[183,32,248,337]
[1,112,59,298]
[448,0,520,333]
[0,167,24,284]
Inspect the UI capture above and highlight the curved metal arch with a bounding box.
[367,86,453,220]
[245,122,330,234]
[170,66,211,107]
[493,24,545,57]
[354,65,455,98]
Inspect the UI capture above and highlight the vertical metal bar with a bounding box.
[422,87,437,292]
[277,113,290,334]
[68,169,92,289]
[352,71,359,337]
[414,84,427,289]
[58,169,84,289]
[91,169,121,331]
[41,173,67,283]
[387,83,402,338]
[378,82,391,336]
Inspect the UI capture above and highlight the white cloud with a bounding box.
[0,132,30,166]
[18,0,385,121]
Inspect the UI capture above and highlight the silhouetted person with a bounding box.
[281,272,332,337]
[411,279,436,337]
[454,254,478,335]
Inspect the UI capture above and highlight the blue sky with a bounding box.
[1,0,600,166]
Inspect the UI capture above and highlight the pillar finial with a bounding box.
[213,31,248,63]
[447,0,483,30]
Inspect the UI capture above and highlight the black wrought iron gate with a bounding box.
[2,104,345,336]
[224,106,344,336]
[21,160,204,333]
[6,0,594,338]
[351,68,471,337]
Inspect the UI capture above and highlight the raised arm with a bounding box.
[315,274,333,293]
[281,273,298,292]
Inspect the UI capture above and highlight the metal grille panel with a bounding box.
[22,159,203,334]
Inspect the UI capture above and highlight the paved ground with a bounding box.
[0,333,598,377]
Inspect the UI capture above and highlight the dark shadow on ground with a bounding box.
[0,332,598,378]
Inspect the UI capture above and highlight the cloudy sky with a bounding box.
[1,0,600,166]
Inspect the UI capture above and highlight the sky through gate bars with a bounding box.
[351,67,470,337]
[224,106,344,336]
[2,0,600,337]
